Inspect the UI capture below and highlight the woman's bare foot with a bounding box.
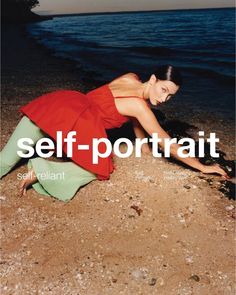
[19,169,37,197]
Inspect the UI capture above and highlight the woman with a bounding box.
[0,65,228,201]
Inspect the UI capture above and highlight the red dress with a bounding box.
[18,84,131,180]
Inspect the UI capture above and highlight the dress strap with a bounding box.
[114,95,143,99]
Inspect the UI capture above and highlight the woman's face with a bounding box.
[148,74,180,106]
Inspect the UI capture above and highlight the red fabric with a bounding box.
[19,85,129,180]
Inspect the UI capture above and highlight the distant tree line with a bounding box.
[1,0,51,23]
[2,0,39,11]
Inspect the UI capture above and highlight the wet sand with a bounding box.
[0,24,235,295]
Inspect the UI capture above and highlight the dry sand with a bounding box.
[0,24,235,295]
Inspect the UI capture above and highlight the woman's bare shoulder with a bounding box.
[124,72,140,79]
[110,72,140,84]
[115,96,150,118]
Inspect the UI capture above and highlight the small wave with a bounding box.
[181,66,235,83]
[112,45,234,61]
[64,42,178,56]
[122,45,181,56]
[62,37,101,49]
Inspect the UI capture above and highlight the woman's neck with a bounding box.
[138,81,149,100]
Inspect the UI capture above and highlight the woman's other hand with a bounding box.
[200,163,230,179]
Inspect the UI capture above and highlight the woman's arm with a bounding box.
[130,117,151,154]
[127,100,228,177]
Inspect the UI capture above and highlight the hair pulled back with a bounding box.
[153,65,183,87]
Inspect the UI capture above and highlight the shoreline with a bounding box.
[1,23,235,189]
[1,22,235,188]
[1,24,99,105]
[1,23,235,295]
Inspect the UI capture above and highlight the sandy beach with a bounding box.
[1,24,235,295]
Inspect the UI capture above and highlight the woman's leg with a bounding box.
[26,158,97,202]
[0,116,46,178]
[1,115,97,201]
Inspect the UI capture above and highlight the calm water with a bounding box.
[26,8,235,118]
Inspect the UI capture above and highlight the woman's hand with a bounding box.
[200,163,230,179]
[141,143,152,154]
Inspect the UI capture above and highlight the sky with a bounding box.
[33,0,235,15]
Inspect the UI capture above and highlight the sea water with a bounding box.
[26,8,235,119]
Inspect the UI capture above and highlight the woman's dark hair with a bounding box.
[153,65,183,87]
